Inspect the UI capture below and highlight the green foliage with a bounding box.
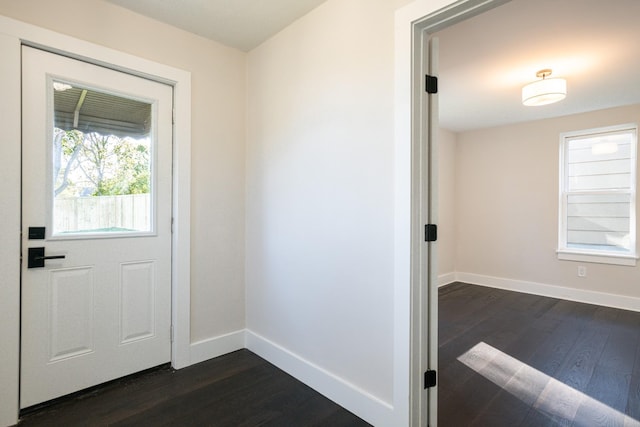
[54,128,151,197]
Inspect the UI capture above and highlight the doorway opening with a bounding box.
[405,0,640,424]
[397,1,512,425]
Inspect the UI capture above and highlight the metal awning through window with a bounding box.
[54,84,151,138]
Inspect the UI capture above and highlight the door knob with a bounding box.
[27,247,66,268]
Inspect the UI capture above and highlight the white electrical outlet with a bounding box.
[577,266,587,277]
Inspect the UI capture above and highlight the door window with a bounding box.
[51,80,155,236]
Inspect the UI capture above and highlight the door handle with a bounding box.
[27,247,66,268]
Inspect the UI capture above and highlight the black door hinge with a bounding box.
[425,74,438,94]
[424,370,437,389]
[425,224,437,242]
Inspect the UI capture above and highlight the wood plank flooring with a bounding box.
[19,282,640,426]
[17,350,370,427]
[439,282,640,427]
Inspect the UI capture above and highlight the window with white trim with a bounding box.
[558,124,638,266]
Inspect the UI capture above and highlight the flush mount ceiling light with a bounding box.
[53,81,73,92]
[522,69,567,106]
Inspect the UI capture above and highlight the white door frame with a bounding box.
[395,1,510,425]
[0,15,191,426]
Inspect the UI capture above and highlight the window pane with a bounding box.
[52,81,153,235]
[566,132,633,191]
[566,193,631,252]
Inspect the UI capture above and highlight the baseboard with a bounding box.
[245,330,396,427]
[189,330,246,366]
[456,272,640,312]
[437,272,456,287]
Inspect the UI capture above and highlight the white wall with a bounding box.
[0,32,21,427]
[245,0,432,423]
[455,105,640,302]
[246,0,397,405]
[245,1,459,423]
[438,128,457,281]
[0,0,247,343]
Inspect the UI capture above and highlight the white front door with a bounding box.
[20,46,173,409]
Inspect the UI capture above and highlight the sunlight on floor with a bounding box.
[457,342,640,426]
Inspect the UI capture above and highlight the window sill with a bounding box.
[557,250,638,266]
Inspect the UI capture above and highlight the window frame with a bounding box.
[557,123,638,266]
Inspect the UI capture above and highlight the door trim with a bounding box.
[0,15,191,426]
[394,1,511,425]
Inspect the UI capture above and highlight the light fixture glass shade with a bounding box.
[521,77,567,106]
[591,141,619,155]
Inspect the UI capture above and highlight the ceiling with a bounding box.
[435,0,640,132]
[104,0,640,133]
[105,0,328,52]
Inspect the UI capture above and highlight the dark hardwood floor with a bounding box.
[439,282,640,427]
[19,282,640,426]
[18,350,370,427]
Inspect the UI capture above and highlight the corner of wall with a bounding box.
[245,330,397,427]
[189,330,246,366]
[437,272,456,287]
